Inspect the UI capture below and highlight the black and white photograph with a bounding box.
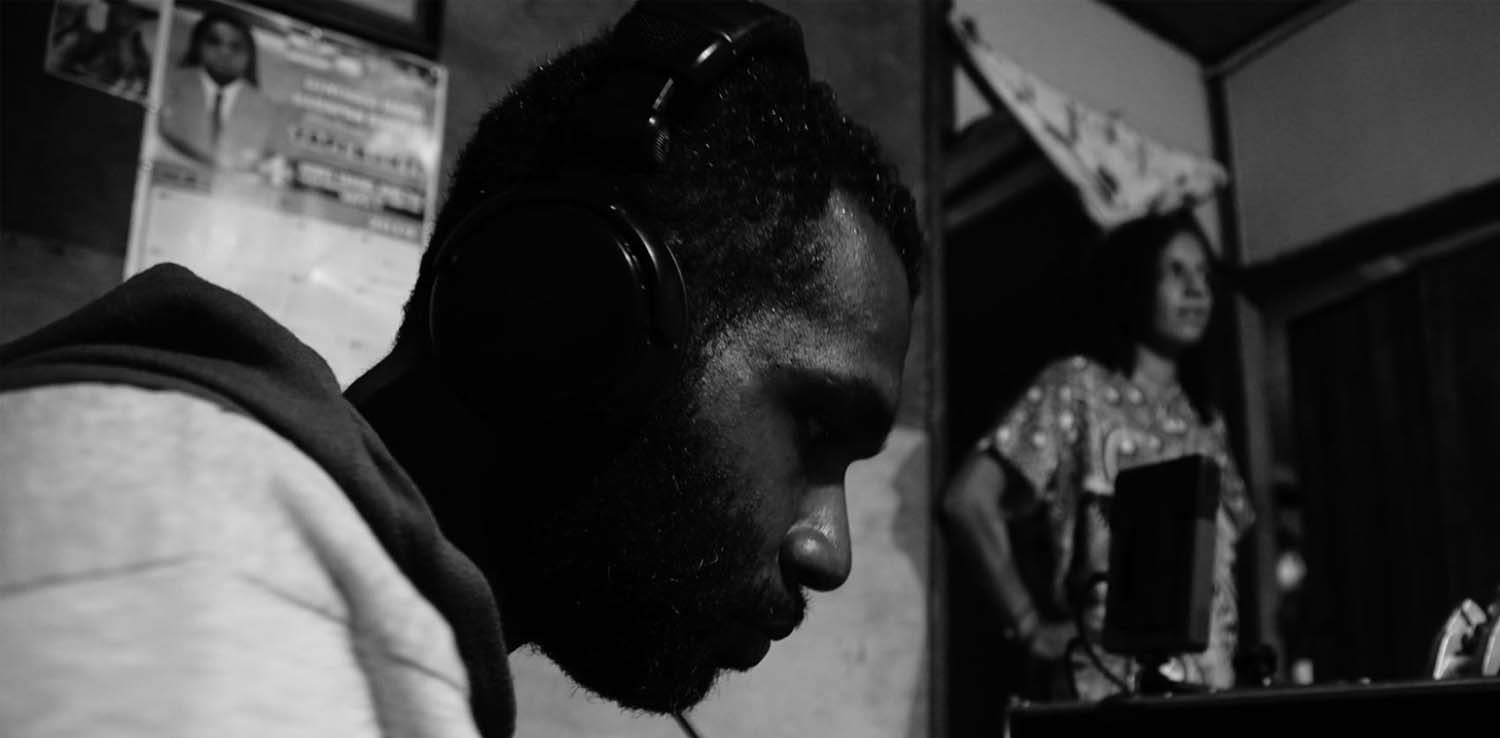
[44,0,161,102]
[3,2,1499,737]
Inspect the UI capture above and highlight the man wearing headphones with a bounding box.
[0,2,920,736]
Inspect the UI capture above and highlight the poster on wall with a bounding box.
[125,0,447,386]
[45,0,163,103]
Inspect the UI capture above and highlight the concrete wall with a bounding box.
[0,1,142,341]
[1224,0,1500,263]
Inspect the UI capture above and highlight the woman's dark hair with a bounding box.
[1085,209,1225,421]
[180,8,259,87]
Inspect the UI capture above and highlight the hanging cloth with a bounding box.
[951,15,1228,231]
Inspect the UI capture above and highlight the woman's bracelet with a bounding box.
[1007,606,1040,643]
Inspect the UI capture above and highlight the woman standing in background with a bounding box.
[943,210,1255,701]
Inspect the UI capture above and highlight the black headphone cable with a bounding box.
[673,710,706,738]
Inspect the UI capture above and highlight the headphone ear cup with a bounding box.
[428,191,684,458]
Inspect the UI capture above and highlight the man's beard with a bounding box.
[515,374,806,713]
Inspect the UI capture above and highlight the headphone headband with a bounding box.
[612,0,809,85]
[578,0,809,166]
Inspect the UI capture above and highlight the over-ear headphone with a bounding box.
[425,1,809,462]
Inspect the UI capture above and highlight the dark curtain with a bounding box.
[1290,233,1500,682]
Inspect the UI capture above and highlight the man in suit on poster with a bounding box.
[158,6,279,171]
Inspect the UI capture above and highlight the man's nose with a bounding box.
[780,482,852,592]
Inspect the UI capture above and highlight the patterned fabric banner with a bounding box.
[954,17,1227,230]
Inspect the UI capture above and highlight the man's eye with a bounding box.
[798,413,853,482]
[801,414,830,447]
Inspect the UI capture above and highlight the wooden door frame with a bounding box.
[923,2,954,737]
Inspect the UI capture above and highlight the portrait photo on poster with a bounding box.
[43,0,162,103]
